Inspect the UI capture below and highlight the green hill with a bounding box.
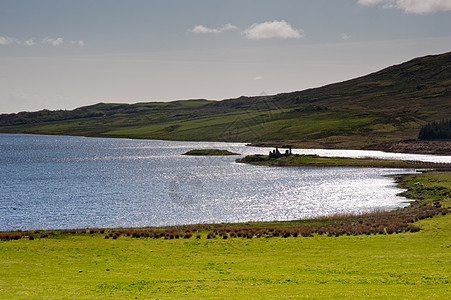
[1,51,450,151]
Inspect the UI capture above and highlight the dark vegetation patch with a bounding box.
[419,119,451,140]
[182,149,240,156]
[1,204,445,242]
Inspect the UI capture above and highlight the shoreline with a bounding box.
[248,139,451,156]
[236,153,451,169]
[2,132,451,156]
[1,170,449,237]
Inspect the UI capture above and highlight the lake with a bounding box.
[1,133,449,231]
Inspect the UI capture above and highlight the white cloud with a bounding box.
[396,0,451,14]
[221,24,239,31]
[42,37,64,46]
[242,20,303,40]
[341,33,351,40]
[253,76,263,80]
[71,40,85,47]
[358,0,385,5]
[0,36,20,45]
[358,0,451,14]
[0,36,12,45]
[24,38,36,46]
[191,24,238,34]
[192,25,220,34]
[0,36,86,48]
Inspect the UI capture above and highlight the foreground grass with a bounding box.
[1,173,450,299]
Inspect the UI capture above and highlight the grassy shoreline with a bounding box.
[237,153,451,169]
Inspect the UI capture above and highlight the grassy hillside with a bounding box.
[1,52,450,150]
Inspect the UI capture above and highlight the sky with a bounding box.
[1,0,451,113]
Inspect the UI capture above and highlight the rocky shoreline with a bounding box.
[363,140,451,155]
[249,140,451,156]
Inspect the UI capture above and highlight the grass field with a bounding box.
[1,172,450,299]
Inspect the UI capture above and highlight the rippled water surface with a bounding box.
[2,134,448,231]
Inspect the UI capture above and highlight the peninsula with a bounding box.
[236,153,443,168]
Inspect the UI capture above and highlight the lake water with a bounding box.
[1,133,449,231]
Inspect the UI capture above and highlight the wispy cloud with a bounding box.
[191,24,238,34]
[42,37,64,46]
[24,38,36,46]
[0,35,85,47]
[358,0,384,5]
[341,33,351,40]
[190,21,303,40]
[71,40,85,47]
[242,20,303,40]
[0,36,20,45]
[358,0,451,14]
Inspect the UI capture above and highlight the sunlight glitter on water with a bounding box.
[1,134,447,230]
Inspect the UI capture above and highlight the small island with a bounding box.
[182,149,240,156]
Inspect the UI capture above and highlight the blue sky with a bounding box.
[1,0,450,113]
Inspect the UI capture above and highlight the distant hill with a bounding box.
[1,51,450,152]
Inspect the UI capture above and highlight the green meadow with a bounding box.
[1,172,450,299]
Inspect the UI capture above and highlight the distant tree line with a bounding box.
[418,119,451,140]
[0,104,145,126]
